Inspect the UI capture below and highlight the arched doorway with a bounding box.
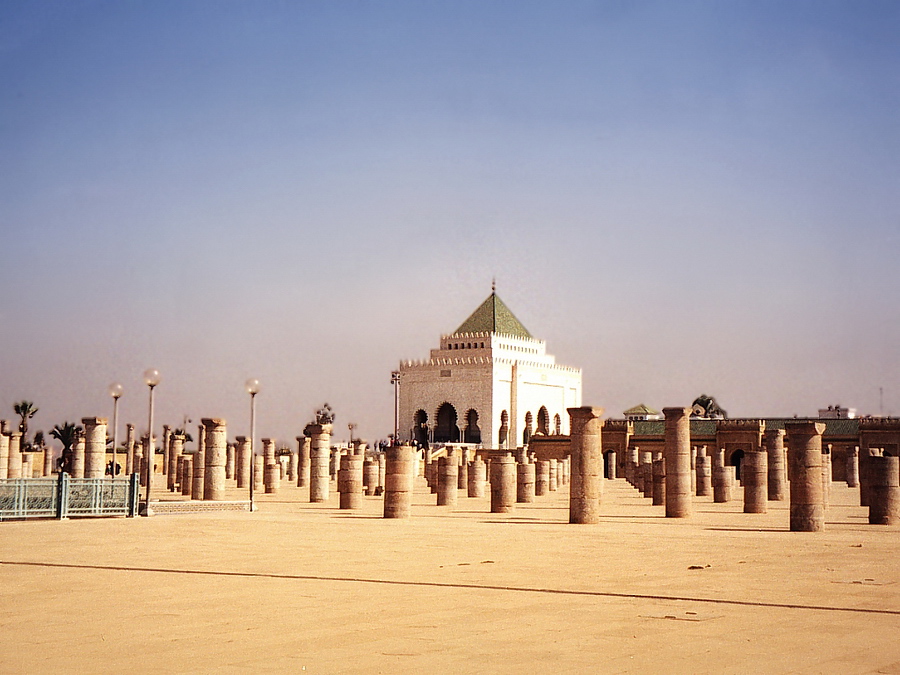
[537,407,550,435]
[553,414,561,435]
[523,411,534,445]
[464,409,481,444]
[414,409,429,448]
[434,402,460,443]
[729,449,745,481]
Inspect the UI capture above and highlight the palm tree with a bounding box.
[14,401,39,446]
[50,422,82,474]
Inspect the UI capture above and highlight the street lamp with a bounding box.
[246,378,260,512]
[391,371,400,445]
[108,383,123,479]
[348,422,357,449]
[142,368,160,516]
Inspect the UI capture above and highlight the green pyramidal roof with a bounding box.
[453,292,533,339]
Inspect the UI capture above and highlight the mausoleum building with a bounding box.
[398,289,582,449]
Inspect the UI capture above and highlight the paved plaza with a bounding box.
[1,477,898,674]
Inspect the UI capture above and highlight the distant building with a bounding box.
[818,405,857,419]
[398,288,582,449]
[623,404,661,421]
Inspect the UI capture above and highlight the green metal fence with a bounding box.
[0,473,140,520]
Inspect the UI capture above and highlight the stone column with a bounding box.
[517,459,536,503]
[7,432,23,479]
[568,407,604,524]
[296,436,311,488]
[638,450,652,494]
[696,452,712,497]
[468,458,486,498]
[785,421,826,532]
[384,444,415,518]
[377,452,386,496]
[713,450,732,503]
[226,443,236,480]
[308,424,332,503]
[458,449,469,490]
[860,448,876,507]
[822,447,832,509]
[235,436,250,488]
[192,428,206,500]
[338,453,363,509]
[625,447,639,486]
[70,432,84,479]
[690,446,698,494]
[168,434,185,491]
[363,458,378,496]
[663,407,692,518]
[161,425,171,476]
[181,457,193,496]
[652,457,666,506]
[763,428,786,501]
[262,438,279,494]
[0,432,9,479]
[868,455,900,525]
[21,452,33,478]
[125,424,135,475]
[742,450,768,514]
[490,453,516,514]
[43,444,54,477]
[548,458,558,491]
[287,447,298,482]
[437,450,458,507]
[846,446,860,488]
[252,455,264,492]
[535,460,550,496]
[202,419,227,501]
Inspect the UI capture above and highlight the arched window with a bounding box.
[434,402,460,443]
[414,410,429,448]
[499,410,509,447]
[553,414,562,435]
[523,411,534,445]
[464,409,481,444]
[537,407,550,435]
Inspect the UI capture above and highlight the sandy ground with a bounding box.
[1,475,899,674]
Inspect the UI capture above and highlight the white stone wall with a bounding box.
[399,330,581,448]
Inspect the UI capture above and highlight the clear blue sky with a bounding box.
[2,0,899,447]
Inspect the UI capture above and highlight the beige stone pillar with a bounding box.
[548,458,558,491]
[262,438,278,494]
[377,452,386,496]
[713,450,732,503]
[690,445,698,494]
[287,447,298,482]
[235,436,250,488]
[296,436,311,488]
[860,448,876,507]
[517,459,536,503]
[125,424,135,475]
[625,447,638,486]
[663,407,692,518]
[652,457,666,506]
[786,421,825,532]
[490,453,516,514]
[7,432,23,479]
[763,429,786,501]
[458,449,469,490]
[567,407,604,524]
[742,450,768,514]
[161,425,171,476]
[363,458,378,496]
[168,434,184,491]
[0,432,9,479]
[696,453,712,496]
[253,455,264,493]
[226,443,236,480]
[535,460,550,496]
[201,419,226,501]
[868,455,900,525]
[308,424,332,502]
[192,428,206,500]
[846,446,860,488]
[437,450,458,507]
[822,447,832,509]
[21,452,33,478]
[181,457,193,496]
[70,432,84,479]
[468,458,486,497]
[384,444,415,518]
[43,444,54,477]
[338,454,363,509]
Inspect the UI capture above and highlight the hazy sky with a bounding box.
[2,0,899,449]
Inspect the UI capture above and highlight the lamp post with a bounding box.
[391,370,400,445]
[246,378,260,512]
[108,383,123,479]
[348,422,357,448]
[142,369,160,516]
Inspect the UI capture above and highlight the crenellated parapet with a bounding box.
[858,418,900,432]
